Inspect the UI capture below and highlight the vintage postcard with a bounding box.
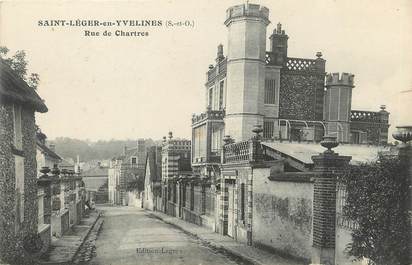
[0,0,411,265]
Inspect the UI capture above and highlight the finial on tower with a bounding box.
[217,44,224,61]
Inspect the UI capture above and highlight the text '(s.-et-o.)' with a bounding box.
[37,19,195,38]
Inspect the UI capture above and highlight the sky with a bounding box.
[1,0,411,141]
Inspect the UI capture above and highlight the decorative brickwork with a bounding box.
[279,73,324,121]
[311,147,351,265]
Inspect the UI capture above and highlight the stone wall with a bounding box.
[0,103,40,264]
[51,209,70,237]
[37,224,51,256]
[143,188,154,211]
[350,121,388,145]
[0,104,15,262]
[253,168,313,262]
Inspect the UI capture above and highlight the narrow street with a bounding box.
[84,205,250,265]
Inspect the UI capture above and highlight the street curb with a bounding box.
[70,213,103,264]
[39,211,102,265]
[146,211,265,265]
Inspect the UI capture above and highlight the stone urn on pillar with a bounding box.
[320,135,339,154]
[310,135,351,265]
[392,126,412,148]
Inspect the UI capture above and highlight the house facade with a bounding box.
[142,146,162,211]
[0,58,49,264]
[146,3,394,265]
[160,132,192,216]
[108,139,149,205]
[82,163,109,204]
[35,129,62,175]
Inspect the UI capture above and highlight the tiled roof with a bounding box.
[82,166,109,177]
[262,141,392,165]
[60,159,74,168]
[36,141,62,161]
[0,58,47,112]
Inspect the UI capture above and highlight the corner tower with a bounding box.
[324,73,354,143]
[224,3,270,141]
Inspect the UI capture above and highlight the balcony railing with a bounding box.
[192,109,225,125]
[266,52,325,73]
[223,140,250,163]
[222,136,265,164]
[285,57,317,71]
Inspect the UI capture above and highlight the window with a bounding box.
[219,81,224,110]
[208,87,213,109]
[182,185,186,207]
[131,157,137,165]
[240,183,245,221]
[173,185,177,203]
[193,125,207,161]
[13,104,23,150]
[190,184,194,211]
[211,126,223,153]
[264,79,277,105]
[263,120,275,139]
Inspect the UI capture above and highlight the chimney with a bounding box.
[216,44,224,62]
[49,144,56,152]
[123,146,127,155]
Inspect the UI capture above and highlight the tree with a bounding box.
[339,155,410,265]
[0,46,40,90]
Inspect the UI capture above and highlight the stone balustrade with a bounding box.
[191,109,225,125]
[350,110,386,123]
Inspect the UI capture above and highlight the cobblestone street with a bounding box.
[80,205,250,265]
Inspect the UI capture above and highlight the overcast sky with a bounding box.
[1,0,411,141]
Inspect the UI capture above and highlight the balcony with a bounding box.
[222,139,263,164]
[206,58,227,84]
[191,109,225,127]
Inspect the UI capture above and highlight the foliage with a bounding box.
[50,137,159,162]
[0,46,40,89]
[339,155,410,265]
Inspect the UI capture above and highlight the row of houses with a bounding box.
[0,58,87,264]
[141,3,403,265]
[108,139,149,206]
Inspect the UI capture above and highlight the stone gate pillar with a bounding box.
[311,136,351,265]
[38,167,52,224]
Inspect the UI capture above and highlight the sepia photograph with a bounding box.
[0,0,411,264]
